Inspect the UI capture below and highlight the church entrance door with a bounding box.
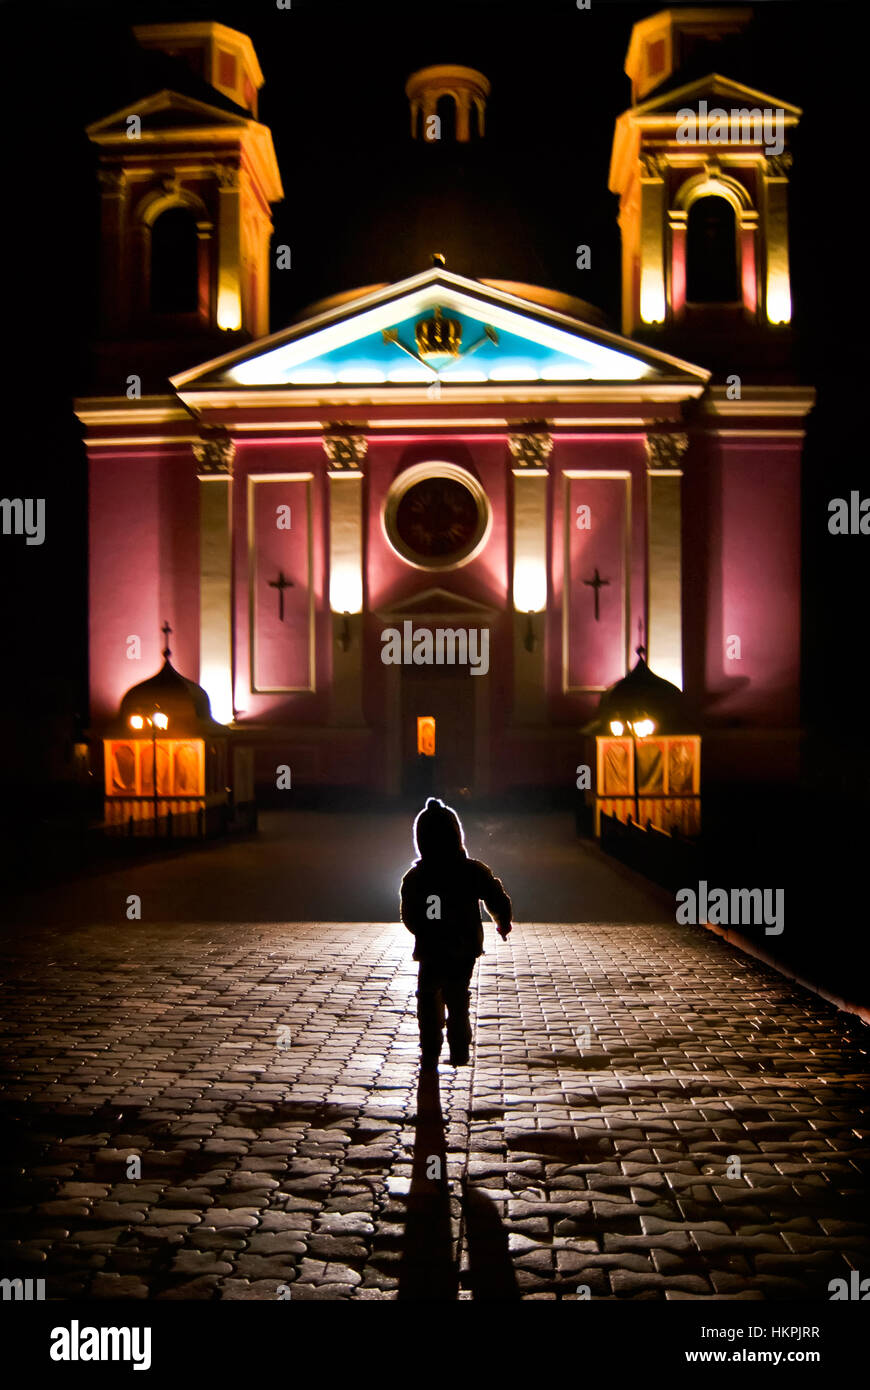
[400,662,475,801]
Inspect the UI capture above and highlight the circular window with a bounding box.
[383,462,492,570]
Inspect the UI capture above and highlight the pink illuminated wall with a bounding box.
[548,436,649,724]
[684,438,800,726]
[249,476,313,691]
[365,439,508,612]
[89,449,199,725]
[362,437,510,743]
[671,227,686,316]
[563,475,629,690]
[231,440,329,724]
[86,419,804,792]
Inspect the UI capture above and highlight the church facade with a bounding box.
[76,10,813,802]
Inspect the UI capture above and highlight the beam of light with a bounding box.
[287,369,338,385]
[329,565,363,615]
[199,662,234,724]
[487,362,540,381]
[513,559,547,614]
[386,366,434,382]
[766,274,791,325]
[335,368,386,384]
[640,270,666,325]
[217,287,242,331]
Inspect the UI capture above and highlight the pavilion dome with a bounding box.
[110,658,226,738]
[584,651,699,736]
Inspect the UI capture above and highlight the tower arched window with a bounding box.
[150,206,199,314]
[686,194,739,304]
[436,94,457,141]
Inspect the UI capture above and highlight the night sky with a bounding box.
[0,0,863,802]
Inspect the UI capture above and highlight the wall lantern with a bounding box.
[330,566,363,653]
[513,560,546,655]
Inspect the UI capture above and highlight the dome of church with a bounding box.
[290,278,609,329]
[273,51,621,332]
[111,658,226,738]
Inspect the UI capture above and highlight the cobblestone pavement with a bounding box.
[0,917,868,1300]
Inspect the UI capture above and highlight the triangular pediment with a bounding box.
[633,73,801,120]
[375,587,500,621]
[87,89,250,139]
[171,268,708,392]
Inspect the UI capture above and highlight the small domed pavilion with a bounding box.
[583,646,701,836]
[103,624,254,837]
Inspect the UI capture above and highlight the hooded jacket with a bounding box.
[400,799,512,963]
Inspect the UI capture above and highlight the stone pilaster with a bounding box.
[97,169,128,333]
[509,427,552,724]
[324,429,367,725]
[763,152,793,324]
[645,429,688,690]
[194,429,236,723]
[639,151,667,325]
[215,164,243,330]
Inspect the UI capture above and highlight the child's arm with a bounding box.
[399,872,426,936]
[477,865,513,939]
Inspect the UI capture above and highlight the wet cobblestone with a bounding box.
[0,917,867,1299]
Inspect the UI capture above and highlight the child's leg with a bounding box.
[443,963,475,1063]
[416,962,445,1060]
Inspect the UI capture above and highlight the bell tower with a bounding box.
[406,65,490,143]
[86,22,283,386]
[609,8,801,367]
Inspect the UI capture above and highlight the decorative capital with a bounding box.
[639,151,667,178]
[322,427,368,471]
[765,152,793,178]
[193,427,236,475]
[97,168,127,194]
[214,163,242,190]
[508,425,553,469]
[645,430,688,470]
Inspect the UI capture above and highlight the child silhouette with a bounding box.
[400,798,513,1070]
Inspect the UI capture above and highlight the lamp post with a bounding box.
[129,708,169,836]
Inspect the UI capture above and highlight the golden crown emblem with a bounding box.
[415,306,462,359]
